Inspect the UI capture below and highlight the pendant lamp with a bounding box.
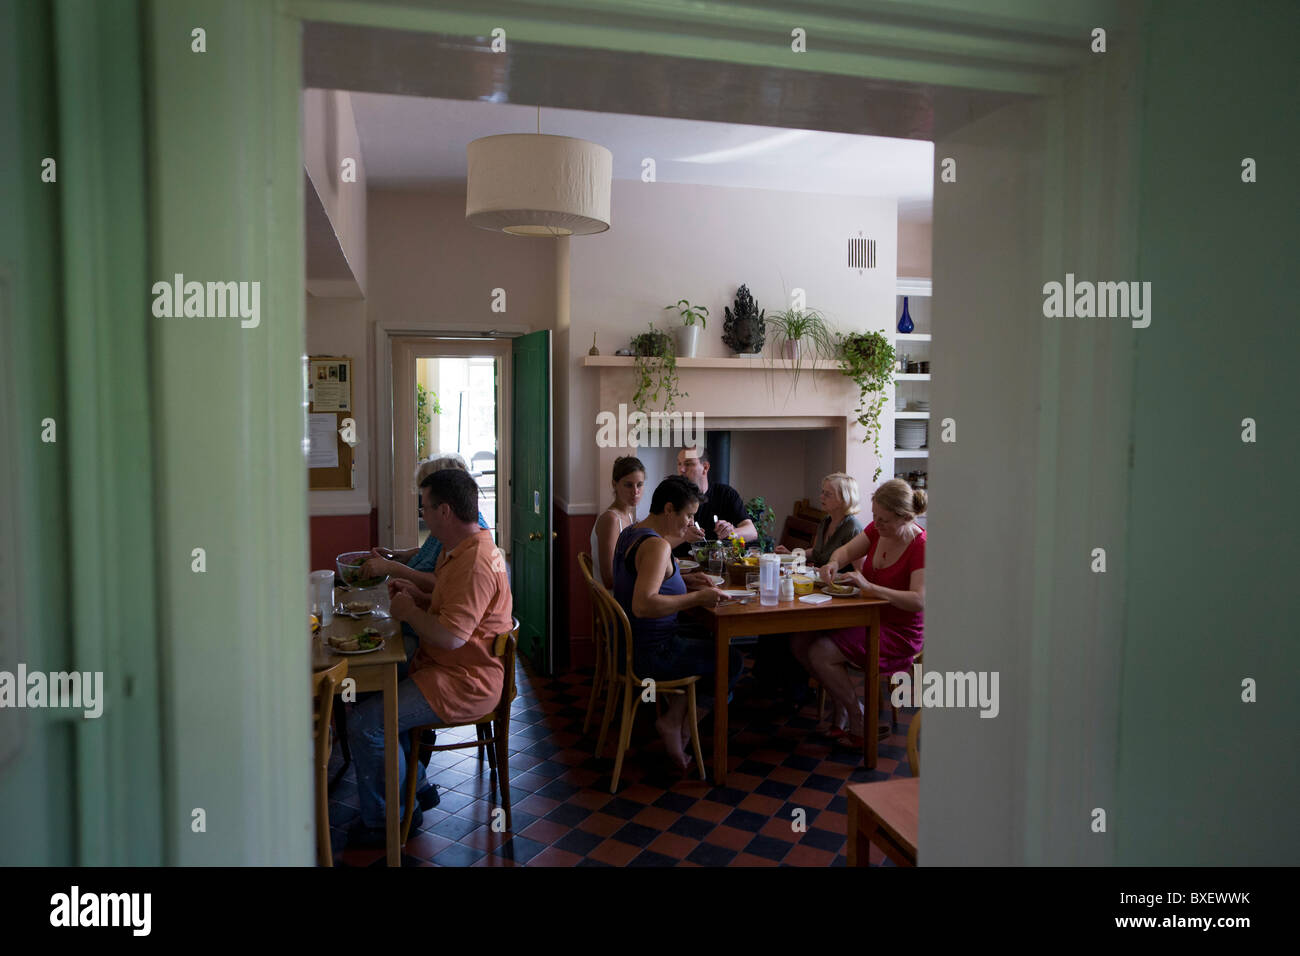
[466,131,612,237]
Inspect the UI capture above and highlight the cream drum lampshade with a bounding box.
[465,134,612,236]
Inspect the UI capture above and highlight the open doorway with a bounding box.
[416,354,498,542]
[388,336,511,554]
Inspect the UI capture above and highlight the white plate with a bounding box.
[719,589,756,599]
[327,636,385,655]
[330,644,383,655]
[335,606,376,618]
[821,585,860,598]
[677,559,700,572]
[702,574,725,586]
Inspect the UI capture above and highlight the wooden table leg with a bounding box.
[865,607,879,770]
[383,664,400,866]
[712,621,730,786]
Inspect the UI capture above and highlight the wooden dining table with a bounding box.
[312,611,405,866]
[696,591,888,786]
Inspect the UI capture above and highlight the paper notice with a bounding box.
[308,413,339,468]
[310,361,349,411]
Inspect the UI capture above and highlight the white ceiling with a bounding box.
[347,93,934,211]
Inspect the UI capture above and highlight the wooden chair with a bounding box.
[312,658,349,867]
[793,497,827,524]
[591,584,706,793]
[818,649,923,735]
[847,708,921,867]
[779,514,820,552]
[400,618,520,843]
[577,552,615,749]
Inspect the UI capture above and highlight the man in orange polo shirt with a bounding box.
[345,469,512,848]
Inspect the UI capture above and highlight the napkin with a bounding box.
[798,593,832,605]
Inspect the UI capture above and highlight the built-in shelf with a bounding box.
[893,332,931,342]
[896,277,932,297]
[894,449,930,458]
[895,411,930,419]
[895,373,930,381]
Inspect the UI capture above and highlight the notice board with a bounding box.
[307,356,354,490]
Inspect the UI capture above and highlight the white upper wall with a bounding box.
[303,89,368,295]
[566,179,898,511]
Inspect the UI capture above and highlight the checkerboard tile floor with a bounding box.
[328,655,915,867]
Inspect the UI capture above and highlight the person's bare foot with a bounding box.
[656,714,691,771]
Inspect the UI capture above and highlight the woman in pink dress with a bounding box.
[791,478,926,750]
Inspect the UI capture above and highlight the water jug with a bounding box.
[759,553,780,606]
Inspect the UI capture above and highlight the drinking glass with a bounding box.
[745,573,760,593]
[708,546,724,578]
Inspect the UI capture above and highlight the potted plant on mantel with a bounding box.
[664,299,709,358]
[629,322,687,415]
[765,305,837,396]
[836,330,895,481]
[722,285,765,355]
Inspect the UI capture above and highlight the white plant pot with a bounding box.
[781,339,800,361]
[676,324,700,358]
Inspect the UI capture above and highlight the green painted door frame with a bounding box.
[510,331,553,674]
[8,0,1289,865]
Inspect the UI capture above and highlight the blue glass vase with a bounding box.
[897,296,914,334]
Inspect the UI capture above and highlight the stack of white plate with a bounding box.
[911,400,931,412]
[896,420,928,449]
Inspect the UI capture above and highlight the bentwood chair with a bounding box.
[401,618,520,844]
[312,658,349,867]
[592,585,706,793]
[576,552,619,756]
[818,650,923,738]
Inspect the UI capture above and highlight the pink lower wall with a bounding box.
[555,503,597,670]
[309,510,379,573]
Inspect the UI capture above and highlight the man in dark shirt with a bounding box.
[675,446,757,555]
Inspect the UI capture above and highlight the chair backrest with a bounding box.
[576,551,595,588]
[492,617,521,712]
[779,514,820,552]
[906,709,921,777]
[312,658,349,736]
[471,450,495,471]
[793,497,827,523]
[591,583,639,685]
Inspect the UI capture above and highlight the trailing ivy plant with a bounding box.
[837,331,895,481]
[630,323,687,415]
[415,382,441,458]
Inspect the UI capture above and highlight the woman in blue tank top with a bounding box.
[611,476,742,772]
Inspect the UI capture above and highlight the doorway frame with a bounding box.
[388,336,513,551]
[374,320,528,556]
[103,0,1142,865]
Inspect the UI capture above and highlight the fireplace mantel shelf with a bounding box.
[582,355,844,371]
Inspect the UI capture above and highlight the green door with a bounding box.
[510,331,552,674]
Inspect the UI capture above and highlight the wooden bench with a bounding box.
[847,777,918,867]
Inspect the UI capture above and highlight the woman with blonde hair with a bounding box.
[776,472,864,571]
[360,452,490,591]
[792,478,927,748]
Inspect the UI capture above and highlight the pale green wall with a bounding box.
[1116,0,1299,864]
[144,0,312,864]
[0,0,76,866]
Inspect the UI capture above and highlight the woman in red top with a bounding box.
[792,479,926,749]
